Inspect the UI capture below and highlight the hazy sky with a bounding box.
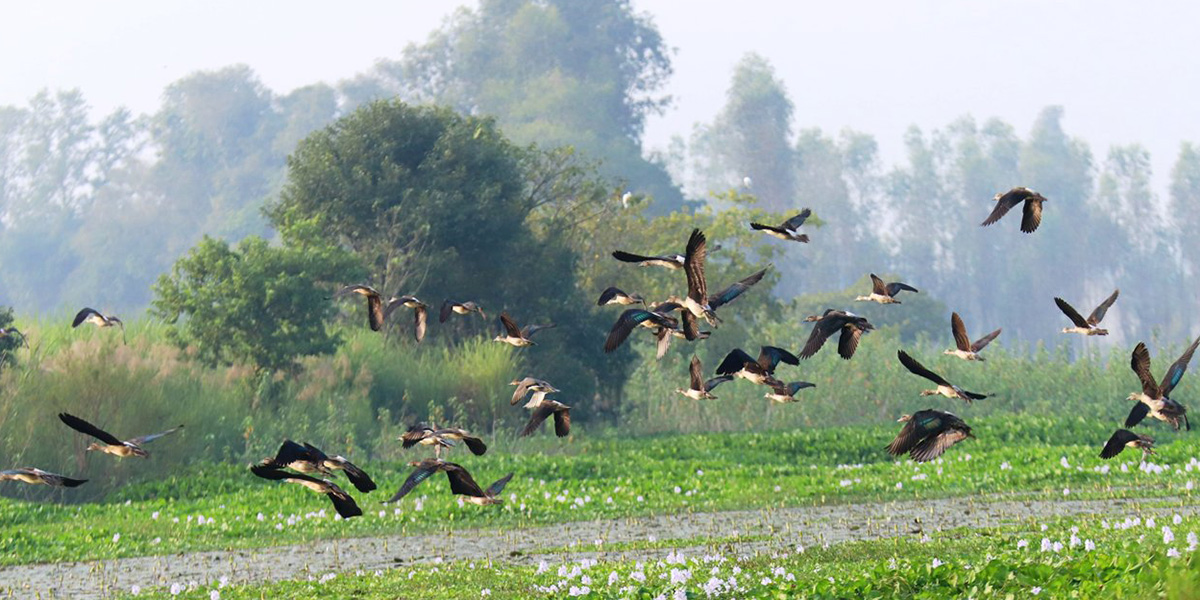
[4,0,1198,195]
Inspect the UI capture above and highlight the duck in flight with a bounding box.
[596,287,645,306]
[1054,289,1119,336]
[384,295,428,342]
[334,284,388,331]
[980,186,1046,233]
[603,306,679,353]
[897,350,987,404]
[510,377,559,406]
[611,249,685,269]
[1,467,87,488]
[494,312,554,347]
[683,229,718,328]
[799,310,875,360]
[1100,429,1155,459]
[440,300,486,323]
[520,396,571,438]
[385,459,512,505]
[886,410,973,462]
[58,412,182,459]
[855,274,918,304]
[401,423,488,459]
[764,380,817,403]
[1126,337,1199,431]
[715,346,798,387]
[72,308,126,344]
[944,312,1002,361]
[250,464,362,518]
[677,355,733,400]
[261,440,376,493]
[750,209,812,243]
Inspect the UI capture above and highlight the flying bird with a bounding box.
[611,249,685,269]
[494,312,554,347]
[58,412,182,459]
[980,186,1047,233]
[682,228,718,327]
[383,295,429,342]
[401,423,488,459]
[897,350,987,404]
[0,467,87,488]
[261,440,376,493]
[510,377,559,406]
[72,308,125,344]
[334,285,387,331]
[750,209,812,243]
[855,274,918,304]
[603,307,678,353]
[1100,429,1155,459]
[520,397,571,438]
[886,410,973,462]
[1126,337,1200,431]
[250,464,362,519]
[440,300,486,323]
[764,381,817,403]
[715,346,798,387]
[799,310,875,360]
[385,459,511,505]
[677,355,733,400]
[1054,289,1119,336]
[596,287,645,306]
[944,312,1002,361]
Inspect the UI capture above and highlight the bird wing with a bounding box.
[439,300,455,323]
[1100,429,1139,459]
[704,375,733,393]
[655,327,673,359]
[971,328,1002,353]
[1160,335,1200,397]
[460,435,488,456]
[708,268,768,310]
[334,284,377,299]
[129,425,183,446]
[910,428,970,462]
[58,412,122,446]
[886,416,933,457]
[612,250,656,264]
[799,316,840,359]
[499,313,523,337]
[886,282,919,296]
[1086,289,1119,325]
[787,381,817,394]
[750,222,786,234]
[898,350,951,387]
[980,188,1029,227]
[444,463,487,497]
[366,294,384,331]
[413,305,427,342]
[510,379,532,406]
[1020,196,1044,233]
[689,355,704,390]
[400,424,433,448]
[522,323,556,338]
[520,404,556,437]
[1054,297,1091,328]
[250,463,300,482]
[950,312,971,352]
[758,346,800,371]
[270,440,312,466]
[597,287,621,305]
[604,309,673,353]
[837,324,865,360]
[72,307,102,328]
[325,484,363,518]
[782,209,812,230]
[869,274,888,295]
[485,472,515,497]
[680,311,700,341]
[1125,401,1151,428]
[1130,342,1159,397]
[715,348,757,376]
[684,228,708,305]
[336,458,377,493]
[386,461,441,502]
[553,407,571,437]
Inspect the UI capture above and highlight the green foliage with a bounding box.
[0,306,19,369]
[151,235,361,373]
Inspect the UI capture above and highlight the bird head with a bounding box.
[896,414,913,423]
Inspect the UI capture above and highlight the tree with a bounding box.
[151,235,361,374]
[0,306,19,369]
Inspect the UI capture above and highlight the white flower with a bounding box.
[631,571,646,583]
[1032,587,1042,595]
[608,572,619,585]
[131,585,141,596]
[219,576,228,588]
[674,486,682,494]
[319,573,336,583]
[1000,461,1011,470]
[1168,548,1181,558]
[1164,526,1176,544]
[481,590,491,597]
[896,482,903,489]
[1040,538,1052,552]
[1175,515,1184,525]
[931,558,943,568]
[537,561,548,574]
[1148,517,1157,528]
[670,569,691,585]
[1063,488,1070,496]
[760,577,772,585]
[112,533,120,543]
[1085,539,1096,551]
[1060,456,1070,469]
[170,583,183,596]
[637,495,645,502]
[151,511,160,520]
[1017,539,1029,549]
[210,591,220,600]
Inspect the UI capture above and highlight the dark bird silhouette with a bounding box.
[1100,429,1154,459]
[596,287,645,306]
[1126,337,1200,431]
[494,312,554,347]
[980,186,1046,233]
[72,308,125,344]
[250,464,362,518]
[1054,289,1119,336]
[439,300,486,323]
[401,423,487,458]
[1,467,87,488]
[58,412,181,459]
[520,398,571,438]
[715,346,798,387]
[383,295,429,342]
[385,459,512,505]
[611,250,685,269]
[944,312,1001,361]
[262,440,376,493]
[750,209,812,243]
[764,381,817,403]
[800,310,875,360]
[682,229,718,327]
[334,285,387,331]
[887,410,973,462]
[897,350,987,404]
[677,355,733,400]
[603,307,678,353]
[855,274,918,304]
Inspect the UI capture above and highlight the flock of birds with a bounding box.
[0,185,1194,519]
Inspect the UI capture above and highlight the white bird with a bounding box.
[742,176,752,188]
